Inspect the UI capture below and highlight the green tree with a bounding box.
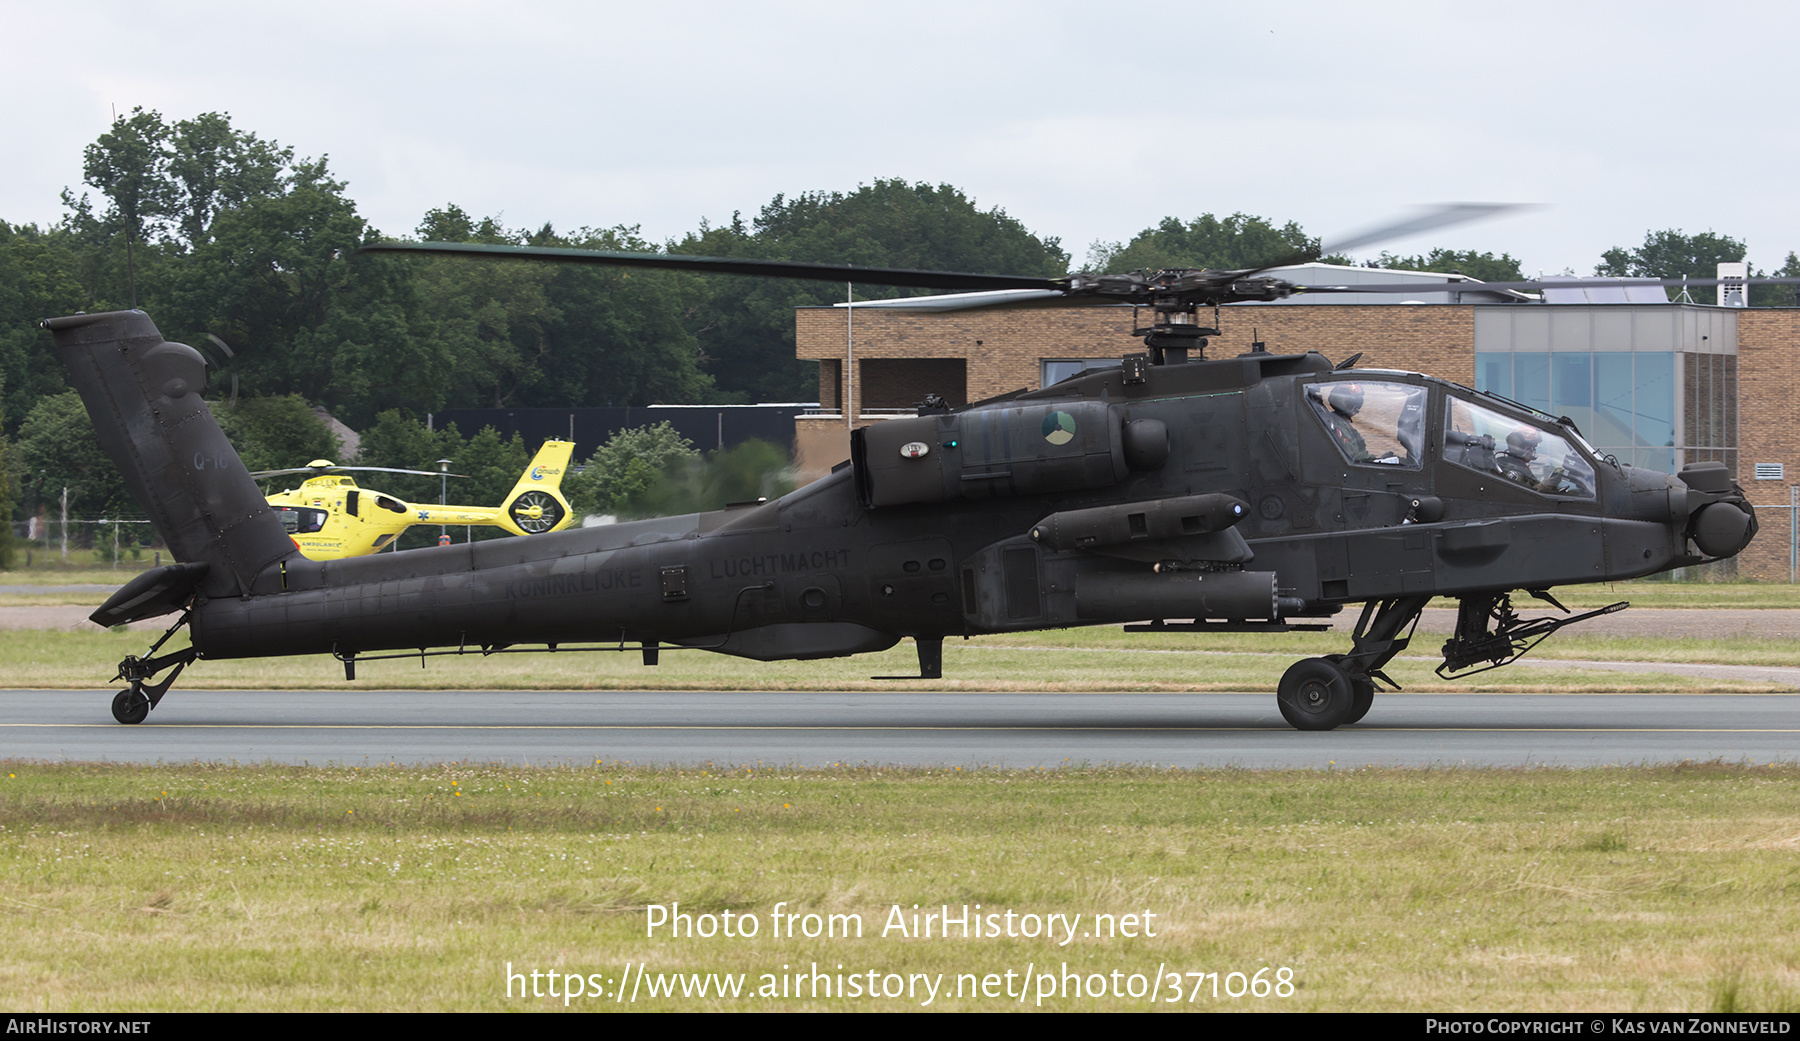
[0,221,88,432]
[350,410,460,505]
[416,204,510,245]
[455,425,532,518]
[400,213,713,414]
[212,395,341,473]
[0,436,13,568]
[163,158,409,416]
[408,207,559,410]
[1597,229,1748,301]
[13,391,132,524]
[635,439,793,518]
[564,421,699,517]
[1750,252,1800,308]
[80,107,176,247]
[51,111,428,429]
[674,180,1068,403]
[68,107,181,310]
[165,112,294,248]
[1374,248,1524,283]
[0,360,13,567]
[73,108,295,253]
[1087,213,1319,274]
[535,225,716,408]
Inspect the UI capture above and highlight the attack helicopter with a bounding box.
[258,440,576,560]
[46,206,1762,728]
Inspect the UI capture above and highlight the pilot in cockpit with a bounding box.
[1322,383,1371,462]
[1496,426,1542,488]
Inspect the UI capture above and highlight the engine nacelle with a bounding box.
[854,401,1166,508]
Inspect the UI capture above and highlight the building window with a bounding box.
[857,358,967,412]
[1041,358,1117,387]
[1684,353,1737,474]
[1476,351,1687,473]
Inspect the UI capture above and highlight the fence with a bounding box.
[15,516,160,569]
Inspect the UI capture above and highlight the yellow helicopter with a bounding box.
[257,440,577,561]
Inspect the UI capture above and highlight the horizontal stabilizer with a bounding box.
[90,562,210,627]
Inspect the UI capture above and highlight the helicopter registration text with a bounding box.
[506,569,645,599]
[711,550,851,579]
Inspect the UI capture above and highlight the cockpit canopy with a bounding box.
[1305,380,1427,469]
[1306,376,1598,500]
[1445,396,1595,499]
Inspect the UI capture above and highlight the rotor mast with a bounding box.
[1064,269,1296,365]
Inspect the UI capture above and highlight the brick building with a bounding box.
[793,286,1800,582]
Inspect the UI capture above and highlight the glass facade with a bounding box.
[1041,358,1118,387]
[1474,351,1707,473]
[1472,304,1737,478]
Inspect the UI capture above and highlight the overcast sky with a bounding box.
[5,0,1797,276]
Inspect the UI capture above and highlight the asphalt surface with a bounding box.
[4,689,1796,769]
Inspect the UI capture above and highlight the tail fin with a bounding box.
[496,439,576,535]
[43,311,294,599]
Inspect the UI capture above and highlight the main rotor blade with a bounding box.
[357,241,1065,293]
[250,469,323,479]
[831,289,1077,312]
[1318,203,1532,258]
[1233,203,1533,280]
[250,465,468,479]
[348,466,471,477]
[1293,275,1800,295]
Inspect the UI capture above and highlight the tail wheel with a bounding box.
[509,490,565,534]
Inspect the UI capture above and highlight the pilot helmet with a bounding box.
[1327,383,1365,416]
[1505,427,1542,458]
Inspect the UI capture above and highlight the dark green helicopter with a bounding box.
[46,207,1761,728]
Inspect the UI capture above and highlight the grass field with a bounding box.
[2,761,1796,1012]
[0,564,158,585]
[1522,582,1799,611]
[0,626,1790,694]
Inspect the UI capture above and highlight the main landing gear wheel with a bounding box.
[1276,657,1356,731]
[111,688,150,725]
[1346,678,1376,725]
[1323,652,1376,725]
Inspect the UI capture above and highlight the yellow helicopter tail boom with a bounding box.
[410,440,576,536]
